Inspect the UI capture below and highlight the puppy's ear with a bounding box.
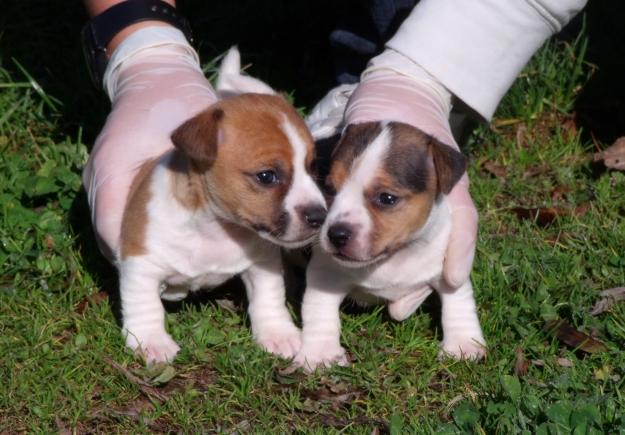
[216,46,276,97]
[171,108,224,166]
[429,137,467,194]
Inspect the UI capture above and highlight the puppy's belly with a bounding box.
[353,278,432,304]
[166,271,235,291]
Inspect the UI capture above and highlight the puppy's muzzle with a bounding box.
[300,205,327,229]
[327,223,352,248]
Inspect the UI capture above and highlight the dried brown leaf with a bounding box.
[215,298,240,313]
[317,414,386,430]
[594,137,625,170]
[512,204,590,227]
[591,287,625,315]
[482,161,508,179]
[108,398,154,419]
[105,357,169,402]
[551,185,573,201]
[522,164,550,179]
[557,357,574,368]
[545,319,608,354]
[74,291,108,315]
[516,123,528,148]
[514,346,529,376]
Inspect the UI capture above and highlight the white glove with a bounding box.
[82,27,217,260]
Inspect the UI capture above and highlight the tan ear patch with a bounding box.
[366,169,436,257]
[120,158,159,259]
[429,138,467,194]
[171,108,224,166]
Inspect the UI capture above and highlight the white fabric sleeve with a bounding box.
[387,0,587,120]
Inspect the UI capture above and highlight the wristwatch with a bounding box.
[81,0,194,89]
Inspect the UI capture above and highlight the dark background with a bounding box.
[2,1,624,146]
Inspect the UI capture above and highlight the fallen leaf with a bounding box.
[105,357,169,402]
[591,287,625,315]
[594,137,625,170]
[108,398,154,419]
[594,365,612,381]
[522,164,550,179]
[482,161,508,179]
[512,204,590,227]
[55,416,71,435]
[531,359,545,367]
[215,298,240,313]
[302,379,363,410]
[44,234,55,249]
[151,365,176,385]
[514,346,529,376]
[274,366,306,385]
[317,414,387,430]
[557,357,574,368]
[74,291,108,315]
[516,124,528,148]
[551,186,573,201]
[545,320,608,354]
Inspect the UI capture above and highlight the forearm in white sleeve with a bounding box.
[387,0,587,120]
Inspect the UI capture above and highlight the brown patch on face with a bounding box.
[120,158,159,259]
[326,122,382,195]
[167,149,209,210]
[364,122,464,257]
[172,93,315,236]
[366,168,437,257]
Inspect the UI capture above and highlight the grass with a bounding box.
[2,7,625,434]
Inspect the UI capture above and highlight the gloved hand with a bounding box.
[344,49,478,289]
[82,27,217,260]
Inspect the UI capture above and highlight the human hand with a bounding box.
[82,27,217,260]
[343,49,478,289]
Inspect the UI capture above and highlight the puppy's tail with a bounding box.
[216,46,275,97]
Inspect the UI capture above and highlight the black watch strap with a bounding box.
[82,0,194,89]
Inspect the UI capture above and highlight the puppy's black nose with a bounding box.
[327,224,351,248]
[302,206,327,229]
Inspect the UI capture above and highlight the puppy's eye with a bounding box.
[256,170,279,185]
[376,192,400,208]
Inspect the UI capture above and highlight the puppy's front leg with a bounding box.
[119,258,180,363]
[292,255,350,372]
[241,253,301,359]
[437,281,486,360]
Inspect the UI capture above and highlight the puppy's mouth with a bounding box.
[331,250,388,268]
[258,232,317,249]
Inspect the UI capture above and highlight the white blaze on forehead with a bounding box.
[327,124,392,221]
[280,116,325,211]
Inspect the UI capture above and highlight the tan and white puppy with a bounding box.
[293,121,486,371]
[117,48,326,363]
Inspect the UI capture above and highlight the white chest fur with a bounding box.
[141,161,268,285]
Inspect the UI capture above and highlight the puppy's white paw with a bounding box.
[255,325,302,359]
[125,330,181,364]
[291,343,349,372]
[439,336,486,361]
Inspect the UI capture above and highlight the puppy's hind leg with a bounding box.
[119,258,180,363]
[387,286,433,321]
